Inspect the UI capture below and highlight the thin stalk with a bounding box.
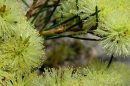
[44,9,99,31]
[96,6,99,27]
[107,54,114,68]
[45,34,101,41]
[32,8,48,16]
[68,36,101,41]
[31,0,49,23]
[76,0,83,29]
[47,15,79,30]
[40,0,60,31]
[66,10,100,31]
[22,0,29,8]
[32,4,60,16]
[35,4,60,9]
[40,11,100,37]
[40,26,65,36]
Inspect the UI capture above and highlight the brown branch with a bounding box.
[26,0,38,20]
[40,26,65,36]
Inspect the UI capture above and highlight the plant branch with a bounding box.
[21,0,30,8]
[66,10,100,31]
[26,0,38,20]
[40,26,65,36]
[31,0,49,23]
[40,0,60,32]
[40,11,100,37]
[47,15,79,30]
[68,36,101,41]
[107,54,114,68]
[45,34,101,41]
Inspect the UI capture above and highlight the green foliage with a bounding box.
[0,22,44,74]
[96,11,130,57]
[95,0,130,57]
[38,61,130,86]
[59,0,97,18]
[0,0,129,86]
[60,0,78,17]
[0,0,45,85]
[78,0,97,18]
[0,70,42,86]
[58,0,130,57]
[0,0,25,24]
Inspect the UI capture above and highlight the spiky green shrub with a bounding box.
[82,60,130,86]
[95,0,130,57]
[0,61,129,86]
[0,0,45,85]
[37,61,130,86]
[58,0,130,57]
[0,22,44,74]
[96,11,130,57]
[0,0,26,24]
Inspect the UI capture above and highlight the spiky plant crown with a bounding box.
[33,60,130,86]
[95,0,130,57]
[59,0,130,57]
[96,11,130,57]
[0,61,129,86]
[0,0,25,24]
[0,70,42,86]
[0,0,44,76]
[0,22,44,74]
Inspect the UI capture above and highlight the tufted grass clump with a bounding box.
[0,60,129,86]
[39,60,130,86]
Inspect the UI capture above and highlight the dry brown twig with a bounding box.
[26,0,39,20]
[40,26,65,36]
